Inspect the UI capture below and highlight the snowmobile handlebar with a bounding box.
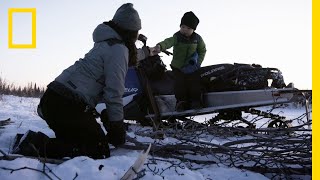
[138,34,173,56]
[162,50,173,56]
[138,34,147,47]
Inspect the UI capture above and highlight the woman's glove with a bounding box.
[107,121,126,146]
[100,110,126,147]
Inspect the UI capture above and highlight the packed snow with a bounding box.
[0,95,310,180]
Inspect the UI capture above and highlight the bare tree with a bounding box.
[0,76,45,98]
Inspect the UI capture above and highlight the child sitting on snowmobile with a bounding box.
[151,11,206,111]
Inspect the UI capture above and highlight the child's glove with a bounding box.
[181,63,200,74]
[189,52,199,65]
[181,52,200,74]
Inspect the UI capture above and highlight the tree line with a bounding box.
[0,76,45,98]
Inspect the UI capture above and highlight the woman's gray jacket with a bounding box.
[55,23,147,122]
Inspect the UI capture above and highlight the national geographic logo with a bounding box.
[8,8,37,49]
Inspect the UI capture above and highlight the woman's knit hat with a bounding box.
[112,3,141,31]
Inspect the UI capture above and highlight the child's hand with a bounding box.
[154,45,161,52]
[149,45,161,56]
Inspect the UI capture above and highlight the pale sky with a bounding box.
[0,0,312,89]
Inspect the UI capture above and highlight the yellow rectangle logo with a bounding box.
[8,8,36,48]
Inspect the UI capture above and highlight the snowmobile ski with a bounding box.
[146,88,296,118]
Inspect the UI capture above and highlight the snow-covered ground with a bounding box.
[0,95,311,180]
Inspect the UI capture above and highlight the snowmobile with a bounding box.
[121,35,309,129]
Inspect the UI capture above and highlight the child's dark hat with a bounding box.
[180,11,199,30]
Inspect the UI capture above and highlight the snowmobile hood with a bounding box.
[92,23,122,43]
